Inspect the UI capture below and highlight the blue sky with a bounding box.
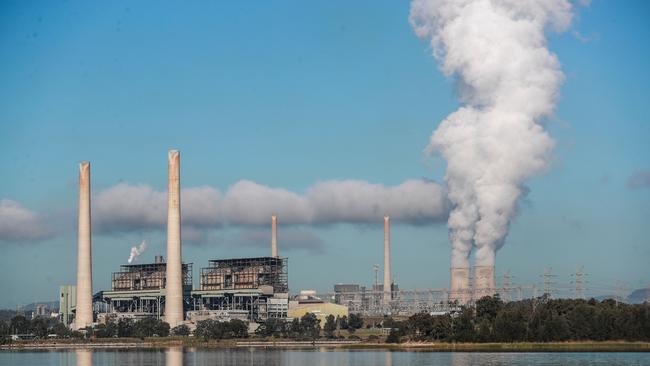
[0,0,648,308]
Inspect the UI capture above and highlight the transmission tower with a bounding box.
[373,264,379,288]
[501,270,512,302]
[570,266,588,299]
[542,267,557,298]
[615,281,629,306]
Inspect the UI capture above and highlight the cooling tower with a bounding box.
[449,267,470,305]
[165,150,184,326]
[74,161,93,329]
[383,215,391,307]
[271,214,278,257]
[473,265,496,299]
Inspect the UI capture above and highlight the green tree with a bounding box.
[0,321,10,336]
[227,319,249,338]
[408,312,434,340]
[171,324,190,336]
[51,322,69,338]
[431,315,452,341]
[117,318,134,337]
[134,318,156,338]
[154,320,170,337]
[289,318,301,338]
[94,323,113,338]
[475,295,503,323]
[194,319,219,340]
[323,315,337,338]
[10,315,31,334]
[338,315,348,330]
[451,307,475,342]
[299,313,321,340]
[493,308,526,342]
[194,319,248,340]
[30,317,49,338]
[348,313,363,333]
[385,328,400,343]
[255,318,286,338]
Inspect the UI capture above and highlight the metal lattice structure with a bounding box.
[111,262,192,291]
[200,257,288,293]
[327,284,540,316]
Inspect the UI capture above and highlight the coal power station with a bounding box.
[66,149,517,329]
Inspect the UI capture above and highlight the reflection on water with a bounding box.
[76,349,92,366]
[385,350,392,366]
[166,347,182,366]
[0,348,648,366]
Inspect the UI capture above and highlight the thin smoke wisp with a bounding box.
[127,240,147,264]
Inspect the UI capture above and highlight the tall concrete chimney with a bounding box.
[473,265,496,300]
[165,150,184,327]
[449,267,470,305]
[271,214,278,257]
[74,161,93,329]
[383,215,391,307]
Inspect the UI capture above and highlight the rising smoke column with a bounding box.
[410,0,573,267]
[127,240,147,263]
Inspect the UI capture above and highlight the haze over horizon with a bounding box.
[0,0,648,308]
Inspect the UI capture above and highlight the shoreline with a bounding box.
[2,340,649,352]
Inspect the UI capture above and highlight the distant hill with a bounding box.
[12,301,59,313]
[627,288,650,304]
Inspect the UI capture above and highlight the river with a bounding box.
[0,348,648,366]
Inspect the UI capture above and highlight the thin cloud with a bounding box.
[627,170,650,189]
[0,199,53,243]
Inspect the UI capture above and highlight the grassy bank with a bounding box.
[2,339,650,352]
[348,341,650,352]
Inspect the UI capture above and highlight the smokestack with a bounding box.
[383,215,391,307]
[473,265,496,300]
[271,214,278,257]
[165,150,184,327]
[75,161,93,329]
[449,267,470,305]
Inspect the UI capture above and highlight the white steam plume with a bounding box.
[410,0,573,267]
[127,240,147,263]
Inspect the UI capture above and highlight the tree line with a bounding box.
[385,295,650,343]
[255,313,364,340]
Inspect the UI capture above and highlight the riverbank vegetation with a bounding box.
[2,296,648,346]
[385,295,650,343]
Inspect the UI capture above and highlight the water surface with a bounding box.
[0,348,648,366]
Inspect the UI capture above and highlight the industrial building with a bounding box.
[97,256,193,322]
[59,285,76,326]
[190,256,289,322]
[96,255,288,323]
[288,302,348,327]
